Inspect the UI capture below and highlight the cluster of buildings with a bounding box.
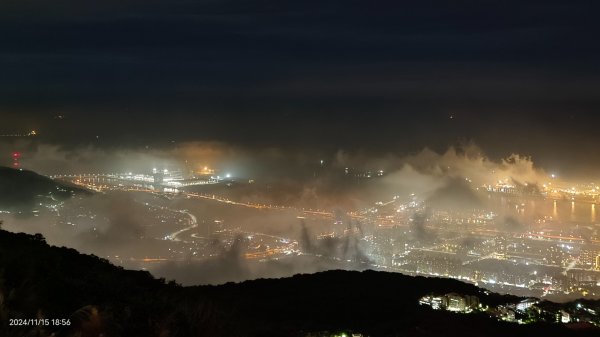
[125,167,225,188]
[54,166,227,192]
[355,190,600,300]
[484,176,600,204]
[419,294,600,326]
[418,293,480,312]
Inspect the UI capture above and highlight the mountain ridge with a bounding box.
[1,229,598,336]
[0,166,91,213]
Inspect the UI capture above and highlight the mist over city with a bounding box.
[2,1,600,336]
[2,137,599,297]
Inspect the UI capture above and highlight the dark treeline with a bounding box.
[1,229,599,337]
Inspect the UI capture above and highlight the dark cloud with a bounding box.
[1,1,600,173]
[151,220,372,286]
[154,236,250,285]
[426,178,483,211]
[409,210,435,243]
[76,193,147,249]
[502,216,524,232]
[300,220,370,263]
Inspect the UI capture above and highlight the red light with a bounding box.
[13,152,21,158]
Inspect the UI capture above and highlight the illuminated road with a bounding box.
[63,177,600,249]
[167,210,198,242]
[60,176,345,219]
[61,176,306,261]
[473,228,600,244]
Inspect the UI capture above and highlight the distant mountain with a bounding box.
[0,166,91,213]
[0,230,598,337]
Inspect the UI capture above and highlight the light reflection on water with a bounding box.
[491,195,598,224]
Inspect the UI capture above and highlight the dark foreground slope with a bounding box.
[0,229,597,337]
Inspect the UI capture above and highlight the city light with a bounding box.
[2,2,600,335]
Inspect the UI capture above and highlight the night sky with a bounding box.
[1,1,600,172]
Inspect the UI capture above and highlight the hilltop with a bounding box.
[0,166,90,213]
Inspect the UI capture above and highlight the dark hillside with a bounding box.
[0,229,597,337]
